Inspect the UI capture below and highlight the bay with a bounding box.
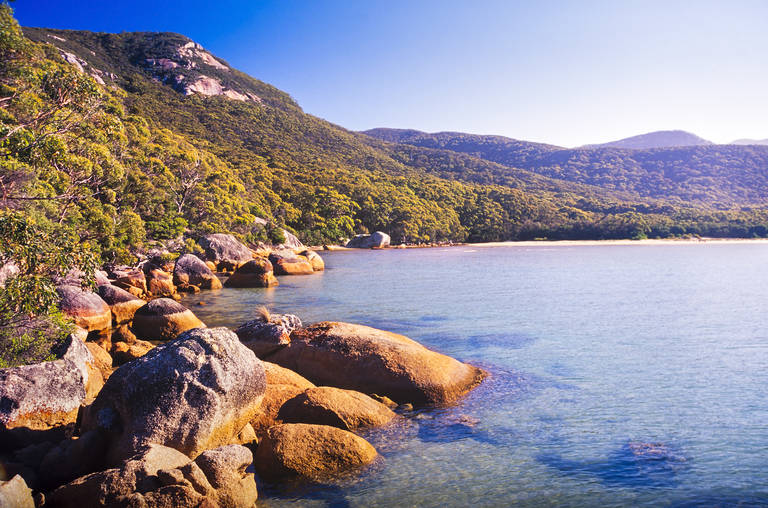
[182,243,768,507]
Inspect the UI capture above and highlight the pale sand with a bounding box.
[316,237,768,252]
[470,238,768,248]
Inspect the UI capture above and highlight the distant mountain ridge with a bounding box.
[363,128,768,205]
[582,130,713,150]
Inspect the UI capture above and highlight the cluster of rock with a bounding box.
[52,233,325,364]
[0,302,485,506]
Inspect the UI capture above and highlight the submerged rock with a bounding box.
[224,258,278,288]
[199,234,253,270]
[173,253,223,290]
[345,231,390,249]
[82,327,266,463]
[131,298,204,341]
[56,286,111,332]
[278,386,396,431]
[267,322,486,405]
[254,423,377,481]
[235,313,301,357]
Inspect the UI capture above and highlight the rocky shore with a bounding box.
[0,232,486,507]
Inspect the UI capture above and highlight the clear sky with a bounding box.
[13,0,768,147]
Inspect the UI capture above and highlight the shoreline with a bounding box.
[316,237,768,251]
[468,237,768,248]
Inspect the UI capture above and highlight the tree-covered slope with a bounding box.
[5,9,768,262]
[363,128,768,206]
[362,128,562,167]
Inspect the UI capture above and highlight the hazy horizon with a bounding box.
[15,0,768,147]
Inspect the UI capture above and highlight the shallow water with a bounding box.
[181,244,768,507]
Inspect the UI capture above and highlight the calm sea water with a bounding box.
[181,244,768,507]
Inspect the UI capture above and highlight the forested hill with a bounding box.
[362,128,562,166]
[363,128,768,206]
[583,130,713,149]
[5,8,768,264]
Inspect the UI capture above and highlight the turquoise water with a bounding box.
[182,244,768,507]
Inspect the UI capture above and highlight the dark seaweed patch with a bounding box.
[537,440,690,488]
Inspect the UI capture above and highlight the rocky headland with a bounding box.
[0,231,486,507]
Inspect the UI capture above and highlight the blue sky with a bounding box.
[14,0,768,147]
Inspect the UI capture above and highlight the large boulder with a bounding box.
[250,362,315,435]
[234,312,301,357]
[131,298,204,341]
[82,327,266,463]
[268,250,314,276]
[0,336,100,449]
[254,423,377,481]
[299,249,325,271]
[266,322,486,405]
[111,268,147,296]
[0,475,34,508]
[96,284,144,325]
[56,286,111,332]
[199,234,253,270]
[345,231,391,249]
[278,386,396,431]
[48,443,258,508]
[173,253,223,290]
[224,258,278,288]
[146,268,177,298]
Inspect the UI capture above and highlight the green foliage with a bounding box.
[1,10,766,274]
[0,211,95,367]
